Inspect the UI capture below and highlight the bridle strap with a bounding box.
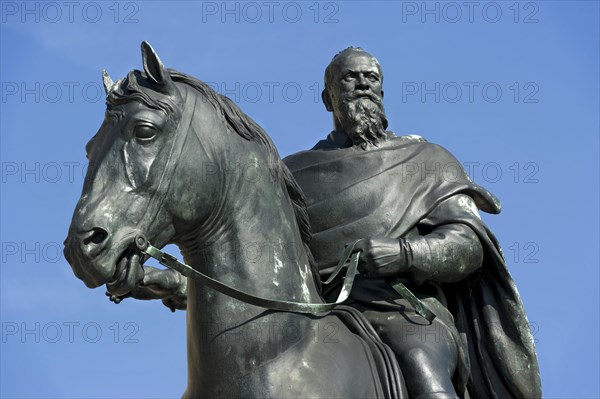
[135,86,197,238]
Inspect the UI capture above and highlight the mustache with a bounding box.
[342,91,382,104]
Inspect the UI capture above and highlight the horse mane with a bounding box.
[108,69,321,292]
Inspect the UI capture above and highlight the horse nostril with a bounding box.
[82,228,109,246]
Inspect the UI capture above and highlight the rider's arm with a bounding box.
[357,194,484,283]
[399,222,483,284]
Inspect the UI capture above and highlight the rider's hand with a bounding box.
[106,266,187,311]
[354,237,405,278]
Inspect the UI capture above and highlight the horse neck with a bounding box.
[176,120,322,322]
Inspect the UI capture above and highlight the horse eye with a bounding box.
[134,123,157,142]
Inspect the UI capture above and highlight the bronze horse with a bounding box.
[64,42,405,398]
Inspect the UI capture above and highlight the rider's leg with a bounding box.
[354,305,460,398]
[414,394,460,399]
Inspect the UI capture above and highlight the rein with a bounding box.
[135,235,362,315]
[136,235,435,321]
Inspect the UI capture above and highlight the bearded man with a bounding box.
[282,47,541,399]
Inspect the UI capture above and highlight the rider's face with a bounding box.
[328,53,383,110]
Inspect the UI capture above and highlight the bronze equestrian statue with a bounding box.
[64,43,540,398]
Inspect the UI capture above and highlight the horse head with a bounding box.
[64,42,220,295]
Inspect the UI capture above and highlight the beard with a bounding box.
[335,92,389,149]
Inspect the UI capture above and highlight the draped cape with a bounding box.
[283,135,541,398]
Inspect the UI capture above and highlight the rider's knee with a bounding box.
[398,345,451,376]
[396,345,457,396]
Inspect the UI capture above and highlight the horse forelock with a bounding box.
[106,70,178,119]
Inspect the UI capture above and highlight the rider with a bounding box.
[282,47,541,398]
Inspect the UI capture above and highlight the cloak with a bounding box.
[283,134,541,398]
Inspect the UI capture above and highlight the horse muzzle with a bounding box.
[64,226,143,290]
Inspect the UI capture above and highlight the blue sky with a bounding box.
[1,1,598,398]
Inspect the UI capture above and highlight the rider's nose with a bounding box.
[79,227,109,257]
[356,75,369,90]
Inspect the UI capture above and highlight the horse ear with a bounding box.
[140,41,173,92]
